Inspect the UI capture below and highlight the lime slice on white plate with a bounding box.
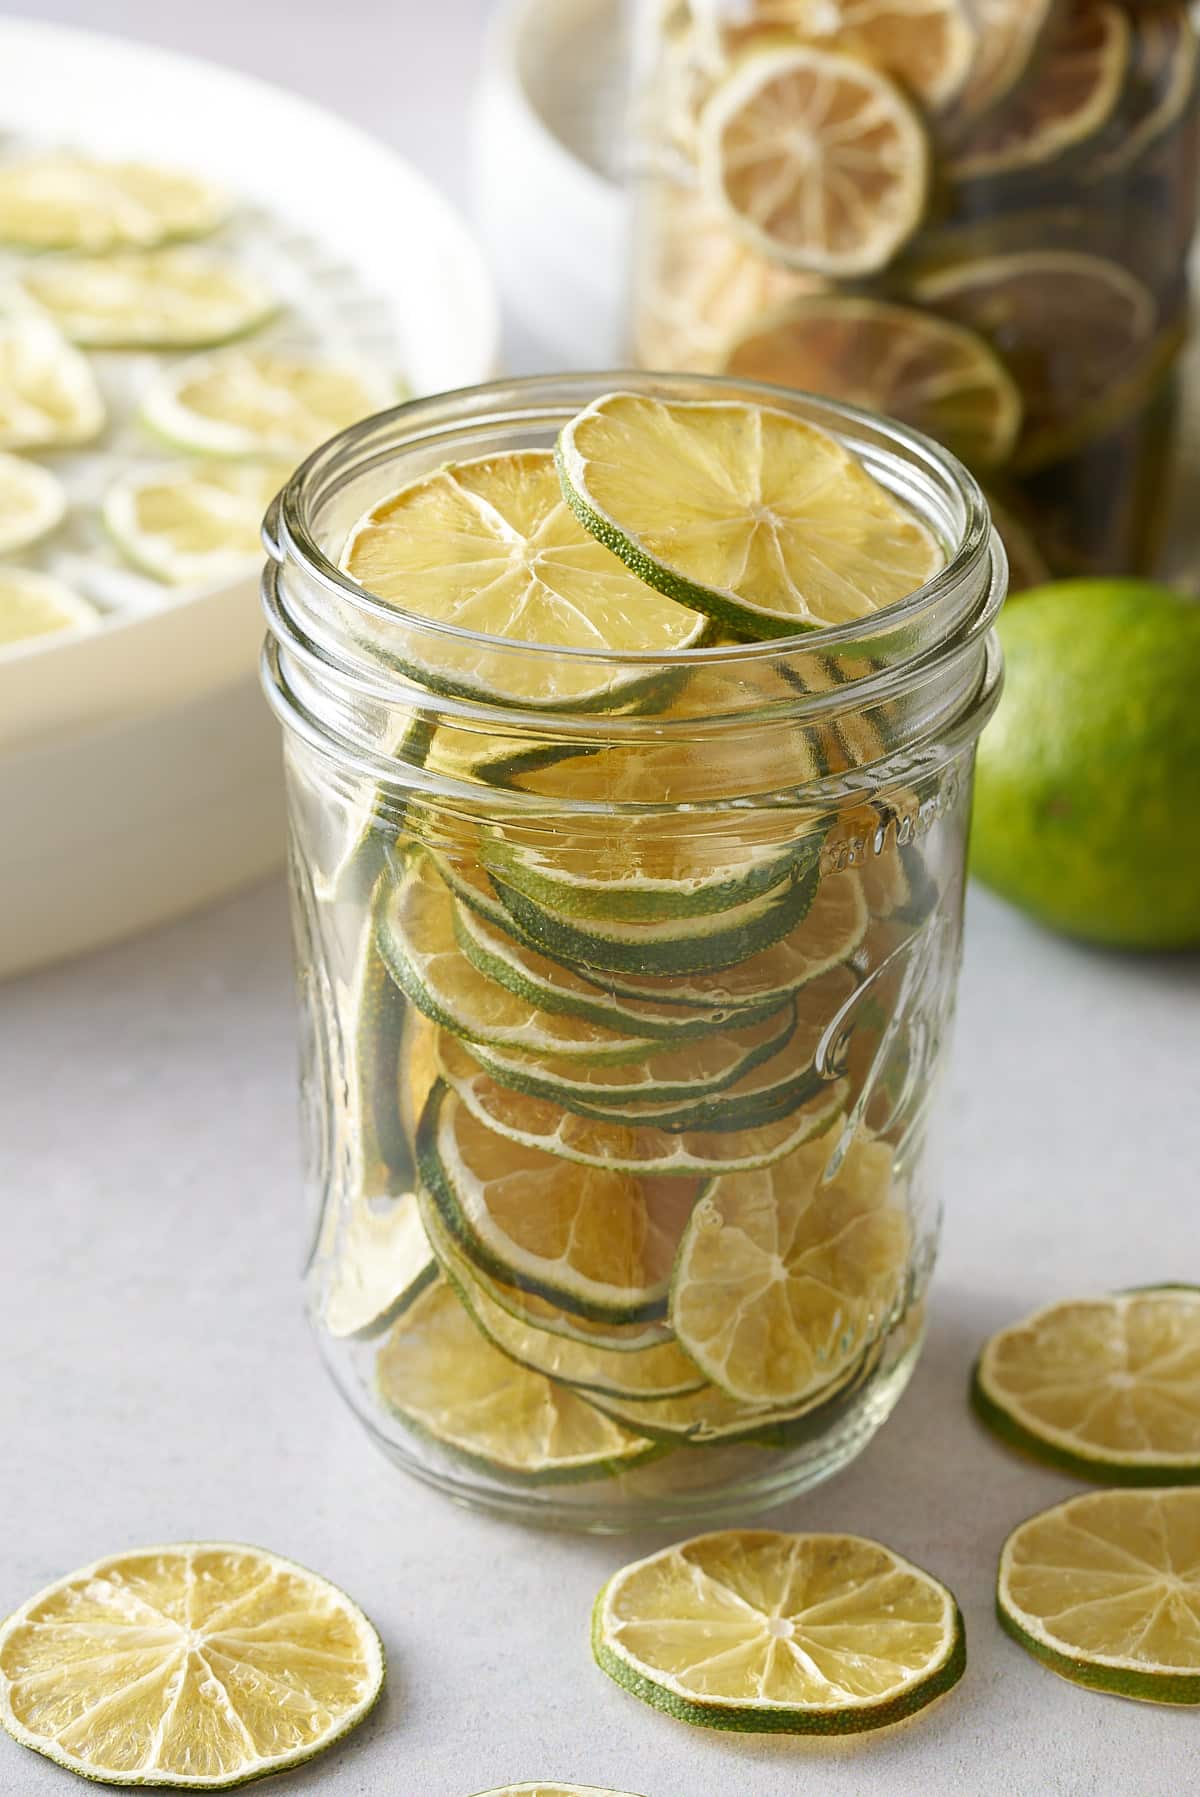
[0,154,230,252]
[417,1080,701,1323]
[671,1129,909,1404]
[104,460,292,585]
[998,1488,1200,1705]
[0,568,99,656]
[0,1541,383,1787]
[558,392,943,640]
[0,316,105,451]
[141,348,395,459]
[593,1529,965,1732]
[19,248,277,350]
[0,452,66,554]
[376,1278,659,1484]
[340,447,705,709]
[972,1286,1200,1483]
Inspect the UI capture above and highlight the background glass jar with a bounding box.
[261,373,1004,1531]
[632,0,1198,585]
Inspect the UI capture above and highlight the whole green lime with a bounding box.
[972,579,1200,949]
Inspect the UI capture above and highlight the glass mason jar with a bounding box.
[632,0,1199,586]
[261,372,1004,1531]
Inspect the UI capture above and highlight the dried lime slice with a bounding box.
[593,1529,965,1731]
[998,1489,1200,1705]
[0,452,66,554]
[376,1278,657,1482]
[341,448,704,709]
[725,0,977,110]
[724,294,1023,469]
[417,1081,700,1322]
[699,45,929,277]
[324,1194,437,1339]
[0,567,99,655]
[142,348,395,458]
[0,316,105,450]
[439,1030,845,1177]
[671,1130,908,1404]
[973,1287,1200,1482]
[104,460,291,584]
[558,392,943,640]
[944,0,1061,125]
[422,1195,705,1402]
[0,155,230,251]
[19,248,276,349]
[948,3,1131,181]
[0,1542,383,1786]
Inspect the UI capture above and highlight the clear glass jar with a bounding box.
[632,1,1198,585]
[261,372,1004,1531]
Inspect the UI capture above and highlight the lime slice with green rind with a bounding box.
[557,392,942,640]
[0,316,105,451]
[0,452,66,554]
[323,1193,437,1339]
[374,855,677,1063]
[0,155,231,251]
[592,1529,965,1732]
[997,1489,1200,1705]
[0,567,100,653]
[439,1030,846,1177]
[417,1081,702,1323]
[972,1287,1200,1483]
[671,1130,909,1405]
[19,248,276,349]
[104,459,292,585]
[421,1196,706,1403]
[142,347,395,459]
[340,448,705,710]
[376,1279,660,1484]
[0,1542,383,1787]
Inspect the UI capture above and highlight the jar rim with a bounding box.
[265,370,997,688]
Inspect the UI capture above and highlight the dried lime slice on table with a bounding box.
[698,45,929,277]
[0,568,99,655]
[417,1080,700,1323]
[142,348,395,458]
[557,392,943,641]
[973,1287,1200,1483]
[0,1542,383,1786]
[671,1130,909,1406]
[593,1529,965,1731]
[377,1279,658,1483]
[340,447,704,708]
[998,1488,1200,1705]
[18,248,276,350]
[0,155,230,251]
[105,461,292,584]
[724,294,1023,469]
[0,317,105,450]
[0,452,66,554]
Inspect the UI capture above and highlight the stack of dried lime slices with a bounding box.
[0,150,398,653]
[635,0,1197,584]
[316,390,947,1501]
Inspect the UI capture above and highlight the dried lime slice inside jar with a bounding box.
[417,1080,700,1323]
[698,44,929,277]
[723,294,1023,469]
[722,0,977,112]
[340,447,705,708]
[592,1529,965,1731]
[376,1278,658,1483]
[557,392,943,640]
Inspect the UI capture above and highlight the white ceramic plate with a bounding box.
[0,17,499,977]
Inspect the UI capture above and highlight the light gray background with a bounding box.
[3,5,1200,1794]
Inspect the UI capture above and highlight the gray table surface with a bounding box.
[3,4,1200,1794]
